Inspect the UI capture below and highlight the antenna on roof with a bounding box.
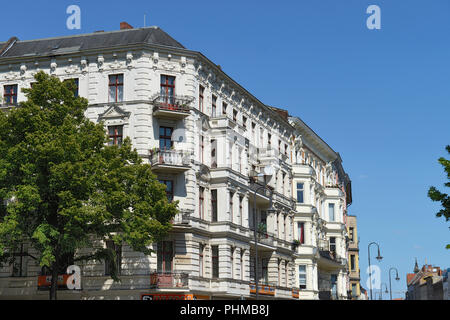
[144,14,146,27]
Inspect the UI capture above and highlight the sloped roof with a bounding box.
[0,27,185,58]
[407,273,416,285]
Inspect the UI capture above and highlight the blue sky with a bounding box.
[1,0,449,299]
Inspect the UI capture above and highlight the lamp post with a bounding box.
[367,242,382,300]
[389,267,400,300]
[379,283,388,300]
[252,166,275,300]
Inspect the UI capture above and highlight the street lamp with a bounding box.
[389,267,400,300]
[379,283,388,300]
[252,166,275,300]
[367,242,382,300]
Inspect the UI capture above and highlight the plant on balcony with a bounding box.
[0,72,179,300]
[150,147,160,156]
[257,223,268,238]
[292,239,301,249]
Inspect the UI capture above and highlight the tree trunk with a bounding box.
[49,263,58,300]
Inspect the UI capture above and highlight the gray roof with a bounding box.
[1,27,185,58]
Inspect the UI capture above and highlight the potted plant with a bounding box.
[257,223,267,239]
[292,239,301,250]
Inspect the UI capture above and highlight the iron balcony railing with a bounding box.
[149,149,191,167]
[150,271,189,289]
[318,239,346,265]
[151,94,192,113]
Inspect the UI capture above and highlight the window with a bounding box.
[298,222,305,244]
[222,102,227,115]
[242,116,247,128]
[261,258,269,283]
[157,241,173,273]
[160,75,175,105]
[3,84,18,105]
[159,127,173,150]
[230,247,235,279]
[259,127,264,146]
[108,125,123,146]
[298,265,306,289]
[212,95,217,117]
[211,190,218,222]
[267,133,272,149]
[239,196,243,225]
[199,244,204,277]
[285,261,289,287]
[278,140,281,153]
[260,210,267,232]
[278,259,282,285]
[11,244,27,277]
[282,172,286,193]
[349,227,354,241]
[352,283,357,297]
[329,203,335,222]
[199,85,204,112]
[240,250,245,280]
[229,192,234,223]
[199,135,204,163]
[297,183,304,203]
[329,237,336,253]
[199,186,205,220]
[350,254,356,271]
[331,275,338,299]
[159,180,174,202]
[284,143,288,156]
[233,109,238,122]
[211,139,217,168]
[63,78,79,97]
[108,74,123,102]
[105,240,122,276]
[211,245,219,278]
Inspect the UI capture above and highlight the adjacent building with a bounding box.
[406,261,446,300]
[346,215,362,299]
[0,23,355,300]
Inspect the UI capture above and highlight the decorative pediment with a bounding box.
[98,105,131,122]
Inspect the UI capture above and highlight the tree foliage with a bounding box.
[428,145,450,249]
[0,71,178,298]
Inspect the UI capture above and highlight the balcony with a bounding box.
[150,272,189,289]
[37,275,71,290]
[317,240,347,270]
[172,210,192,225]
[272,191,295,210]
[151,94,192,119]
[149,149,191,173]
[249,283,276,296]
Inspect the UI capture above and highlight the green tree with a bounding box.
[428,145,450,249]
[0,71,178,299]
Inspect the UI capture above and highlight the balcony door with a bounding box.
[160,75,175,106]
[157,241,174,274]
[159,127,173,150]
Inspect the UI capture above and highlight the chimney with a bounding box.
[120,22,134,30]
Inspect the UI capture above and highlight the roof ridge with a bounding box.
[14,26,160,43]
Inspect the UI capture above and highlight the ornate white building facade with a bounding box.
[0,24,353,300]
